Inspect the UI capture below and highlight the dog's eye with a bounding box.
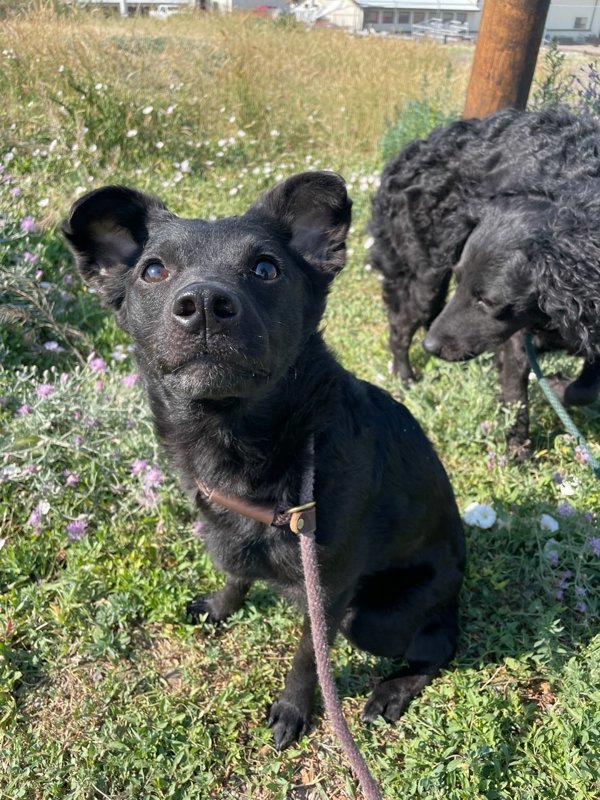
[252,260,279,281]
[142,262,170,283]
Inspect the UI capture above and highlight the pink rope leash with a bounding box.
[299,438,384,800]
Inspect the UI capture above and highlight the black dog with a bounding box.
[370,107,600,450]
[63,172,464,750]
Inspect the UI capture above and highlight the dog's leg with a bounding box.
[562,359,600,406]
[186,575,252,624]
[362,607,458,724]
[499,335,530,457]
[268,597,348,750]
[384,270,451,385]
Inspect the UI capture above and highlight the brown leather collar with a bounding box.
[196,480,316,535]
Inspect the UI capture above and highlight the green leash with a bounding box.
[524,334,600,481]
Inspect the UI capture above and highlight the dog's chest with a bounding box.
[201,514,305,589]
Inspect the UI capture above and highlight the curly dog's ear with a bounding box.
[534,201,600,357]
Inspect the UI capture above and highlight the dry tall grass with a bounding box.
[1,7,471,163]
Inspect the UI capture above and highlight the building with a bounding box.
[544,0,600,40]
[294,0,600,40]
[355,0,479,35]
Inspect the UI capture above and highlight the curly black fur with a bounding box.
[370,107,600,448]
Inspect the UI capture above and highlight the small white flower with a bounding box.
[37,198,49,208]
[463,502,497,529]
[539,513,559,533]
[88,144,98,153]
[559,480,578,497]
[229,187,238,196]
[126,129,138,138]
[155,141,164,149]
[0,537,5,549]
[180,159,191,174]
[237,129,246,138]
[364,235,375,250]
[270,129,280,137]
[142,105,153,115]
[166,105,176,115]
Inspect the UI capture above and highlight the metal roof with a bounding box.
[357,0,480,10]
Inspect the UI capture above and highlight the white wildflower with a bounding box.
[539,513,559,533]
[463,502,497,529]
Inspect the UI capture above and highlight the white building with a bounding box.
[354,0,479,35]
[544,0,600,39]
[299,0,600,40]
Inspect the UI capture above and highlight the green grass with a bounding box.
[1,9,599,800]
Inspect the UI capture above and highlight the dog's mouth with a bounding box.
[159,350,273,400]
[169,352,271,380]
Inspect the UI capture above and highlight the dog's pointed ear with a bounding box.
[62,186,167,311]
[248,171,352,276]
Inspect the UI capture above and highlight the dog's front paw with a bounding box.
[267,699,310,750]
[186,593,230,624]
[362,683,412,724]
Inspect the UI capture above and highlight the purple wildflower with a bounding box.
[574,445,590,464]
[546,550,559,566]
[556,501,574,518]
[576,601,588,613]
[10,186,21,196]
[43,341,64,352]
[73,435,83,447]
[64,470,80,487]
[20,216,35,233]
[143,466,163,489]
[23,251,39,264]
[192,520,204,539]
[575,586,586,597]
[121,373,138,388]
[555,590,564,601]
[36,383,54,398]
[138,490,158,508]
[94,380,105,392]
[88,356,107,374]
[17,404,30,415]
[552,471,563,484]
[589,537,600,556]
[67,517,88,541]
[27,508,42,531]
[479,421,492,434]
[131,459,148,476]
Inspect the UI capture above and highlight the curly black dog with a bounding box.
[370,107,600,450]
[62,172,465,750]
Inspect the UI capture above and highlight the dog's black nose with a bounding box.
[423,331,442,356]
[172,282,241,333]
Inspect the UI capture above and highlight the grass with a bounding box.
[1,8,599,800]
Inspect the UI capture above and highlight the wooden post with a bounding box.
[463,0,551,118]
